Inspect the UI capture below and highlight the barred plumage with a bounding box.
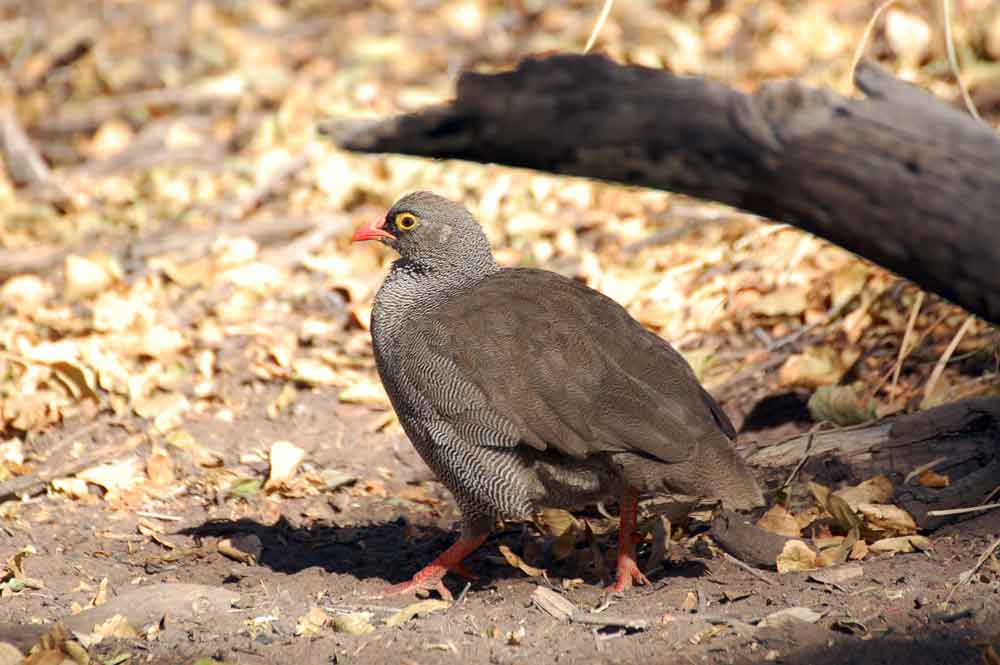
[353,191,764,599]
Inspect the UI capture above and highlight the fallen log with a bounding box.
[746,397,1000,530]
[330,55,1000,325]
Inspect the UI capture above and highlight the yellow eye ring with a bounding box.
[395,212,419,231]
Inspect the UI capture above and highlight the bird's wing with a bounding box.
[404,268,732,463]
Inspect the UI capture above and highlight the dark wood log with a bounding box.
[330,55,1000,324]
[746,397,1000,530]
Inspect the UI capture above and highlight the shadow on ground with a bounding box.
[181,516,717,591]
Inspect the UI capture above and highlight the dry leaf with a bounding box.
[0,274,52,314]
[77,457,142,492]
[776,540,819,573]
[218,534,263,564]
[868,535,932,555]
[531,586,577,621]
[331,612,375,635]
[760,606,824,627]
[818,527,859,567]
[50,477,90,500]
[65,255,116,300]
[74,614,139,648]
[385,599,450,627]
[807,481,830,509]
[779,347,842,388]
[807,385,875,426]
[833,476,893,510]
[916,471,950,488]
[849,540,869,560]
[292,358,340,386]
[826,494,863,533]
[751,286,810,317]
[756,505,801,538]
[265,440,306,490]
[295,607,329,636]
[856,503,917,536]
[830,263,869,309]
[145,448,175,487]
[498,544,546,578]
[885,8,931,67]
[338,377,390,406]
[93,577,109,606]
[809,563,863,586]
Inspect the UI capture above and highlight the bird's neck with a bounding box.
[371,256,500,341]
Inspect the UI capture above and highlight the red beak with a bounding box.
[351,222,394,243]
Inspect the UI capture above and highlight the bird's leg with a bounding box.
[608,489,651,592]
[381,533,487,601]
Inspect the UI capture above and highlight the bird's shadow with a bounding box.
[181,517,517,587]
[180,517,704,591]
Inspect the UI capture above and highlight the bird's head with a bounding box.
[352,191,497,273]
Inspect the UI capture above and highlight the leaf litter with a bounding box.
[0,0,998,663]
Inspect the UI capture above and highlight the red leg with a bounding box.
[608,489,651,593]
[381,534,487,601]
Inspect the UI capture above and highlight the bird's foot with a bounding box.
[607,553,651,593]
[382,566,455,601]
[606,489,650,593]
[377,534,486,601]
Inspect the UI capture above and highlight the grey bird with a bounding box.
[351,191,764,598]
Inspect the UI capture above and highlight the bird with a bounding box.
[351,191,764,599]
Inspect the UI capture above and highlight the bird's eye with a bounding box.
[395,212,419,231]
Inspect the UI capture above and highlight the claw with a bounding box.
[376,533,487,601]
[606,489,651,593]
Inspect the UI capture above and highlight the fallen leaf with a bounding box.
[756,505,801,538]
[776,540,819,573]
[295,607,329,636]
[830,263,869,309]
[338,377,390,406]
[808,385,876,426]
[531,586,577,621]
[499,544,546,578]
[65,255,116,300]
[751,286,810,317]
[833,476,893,510]
[76,614,137,647]
[319,470,358,491]
[817,527,859,567]
[856,503,917,536]
[849,540,869,560]
[808,563,863,586]
[386,599,451,627]
[93,577,109,607]
[331,612,375,635]
[507,625,526,646]
[826,494,863,533]
[807,481,830,509]
[145,448,176,487]
[779,347,843,388]
[77,457,142,492]
[51,477,91,500]
[868,535,932,555]
[0,274,52,314]
[885,8,932,67]
[265,440,306,490]
[916,471,950,488]
[759,606,824,627]
[218,534,263,564]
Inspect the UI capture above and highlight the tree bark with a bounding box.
[746,396,1000,530]
[331,55,1000,324]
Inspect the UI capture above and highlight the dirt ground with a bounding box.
[2,384,998,665]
